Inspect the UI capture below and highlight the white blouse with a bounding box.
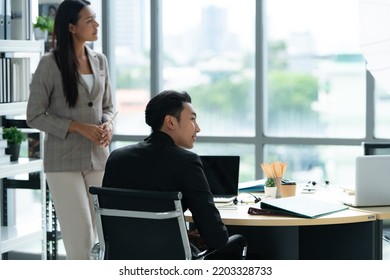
[81,74,94,93]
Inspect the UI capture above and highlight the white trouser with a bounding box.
[46,170,104,260]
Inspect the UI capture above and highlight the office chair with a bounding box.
[362,142,390,244]
[89,186,247,260]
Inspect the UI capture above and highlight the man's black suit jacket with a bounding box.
[102,131,229,249]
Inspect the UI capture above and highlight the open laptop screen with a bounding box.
[199,155,240,196]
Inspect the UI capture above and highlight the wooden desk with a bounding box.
[356,206,390,220]
[185,204,379,260]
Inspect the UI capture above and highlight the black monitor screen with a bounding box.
[199,155,240,196]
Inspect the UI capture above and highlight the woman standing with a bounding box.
[27,0,114,259]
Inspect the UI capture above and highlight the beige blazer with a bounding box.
[27,46,114,172]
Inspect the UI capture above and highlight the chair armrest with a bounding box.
[193,248,217,260]
[91,242,101,260]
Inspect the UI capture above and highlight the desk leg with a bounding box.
[374,220,383,260]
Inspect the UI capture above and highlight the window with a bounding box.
[263,0,367,183]
[162,0,256,137]
[106,0,378,185]
[265,0,365,138]
[111,0,151,135]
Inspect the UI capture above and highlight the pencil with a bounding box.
[107,111,118,126]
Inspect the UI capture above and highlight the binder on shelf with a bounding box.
[10,0,31,40]
[1,56,7,103]
[4,0,10,39]
[259,196,348,219]
[4,56,10,102]
[1,0,5,39]
[0,56,3,103]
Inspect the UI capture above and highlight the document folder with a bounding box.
[259,196,348,218]
[1,0,5,39]
[238,179,265,192]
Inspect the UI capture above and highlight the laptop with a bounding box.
[340,155,390,207]
[200,155,240,203]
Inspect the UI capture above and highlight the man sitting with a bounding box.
[101,90,247,259]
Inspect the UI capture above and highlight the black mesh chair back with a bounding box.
[89,186,192,260]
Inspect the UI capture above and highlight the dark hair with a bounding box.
[52,0,91,108]
[145,90,192,132]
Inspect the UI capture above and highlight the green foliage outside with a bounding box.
[268,71,318,116]
[189,77,253,116]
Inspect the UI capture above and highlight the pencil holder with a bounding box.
[279,182,297,197]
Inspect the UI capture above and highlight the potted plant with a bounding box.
[33,15,54,41]
[3,127,27,162]
[264,178,277,198]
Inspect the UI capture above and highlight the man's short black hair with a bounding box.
[145,90,192,132]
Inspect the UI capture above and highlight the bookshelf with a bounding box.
[0,39,46,260]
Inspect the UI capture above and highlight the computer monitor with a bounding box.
[199,155,240,197]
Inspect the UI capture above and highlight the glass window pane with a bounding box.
[112,0,151,135]
[266,0,366,138]
[264,145,361,187]
[162,0,256,137]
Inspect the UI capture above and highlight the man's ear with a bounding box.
[164,115,176,130]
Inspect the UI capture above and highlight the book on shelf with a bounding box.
[0,56,6,103]
[0,56,30,103]
[0,57,2,102]
[0,56,11,103]
[11,57,30,102]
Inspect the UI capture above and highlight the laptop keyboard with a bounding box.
[213,195,237,203]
